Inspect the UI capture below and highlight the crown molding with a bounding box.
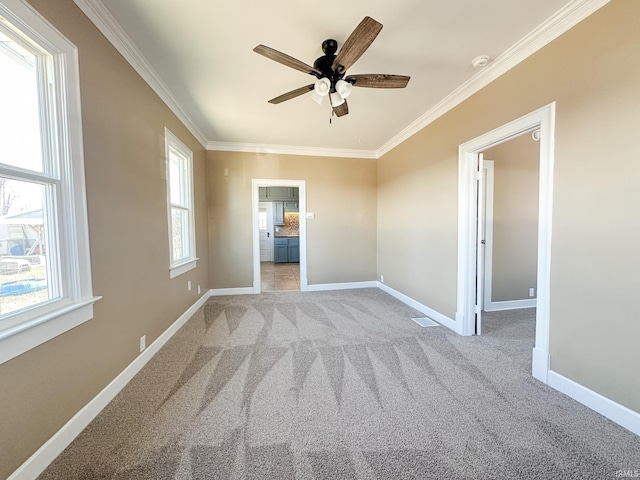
[376,0,611,158]
[72,0,209,147]
[207,141,378,160]
[73,0,608,159]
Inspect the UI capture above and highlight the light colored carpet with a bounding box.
[39,289,640,479]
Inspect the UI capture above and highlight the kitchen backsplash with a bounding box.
[276,213,299,236]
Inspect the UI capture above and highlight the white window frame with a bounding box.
[0,0,99,364]
[165,128,197,278]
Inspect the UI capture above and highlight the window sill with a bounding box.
[169,258,198,279]
[0,296,102,364]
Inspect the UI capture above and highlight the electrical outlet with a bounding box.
[381,275,384,283]
[188,280,192,291]
[529,288,535,297]
[198,285,201,294]
[140,335,146,353]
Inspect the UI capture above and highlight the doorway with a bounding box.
[481,133,540,314]
[456,102,555,384]
[252,179,308,293]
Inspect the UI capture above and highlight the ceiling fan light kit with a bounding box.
[335,79,352,99]
[253,16,410,118]
[314,77,331,96]
[330,91,346,107]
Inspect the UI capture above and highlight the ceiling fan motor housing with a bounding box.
[314,39,351,92]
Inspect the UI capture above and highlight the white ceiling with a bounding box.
[77,0,583,156]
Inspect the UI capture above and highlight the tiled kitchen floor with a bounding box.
[260,262,300,291]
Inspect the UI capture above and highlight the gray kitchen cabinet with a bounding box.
[274,238,289,263]
[274,237,299,263]
[284,201,298,212]
[259,186,299,201]
[267,186,291,199]
[273,201,284,225]
[288,237,300,262]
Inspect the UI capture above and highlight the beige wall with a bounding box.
[484,134,539,302]
[3,0,640,478]
[0,1,210,477]
[207,151,377,288]
[378,0,640,412]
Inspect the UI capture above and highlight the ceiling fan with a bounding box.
[253,16,410,118]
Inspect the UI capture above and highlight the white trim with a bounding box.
[377,282,460,334]
[456,103,556,386]
[209,287,255,296]
[548,370,640,437]
[376,0,610,158]
[207,141,377,160]
[0,298,101,364]
[252,179,308,293]
[484,299,537,312]
[532,347,550,383]
[169,258,197,279]
[7,291,212,480]
[73,0,607,158]
[70,0,208,147]
[307,281,378,292]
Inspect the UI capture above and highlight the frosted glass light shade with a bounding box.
[311,90,324,105]
[314,77,330,96]
[335,79,352,98]
[330,91,345,107]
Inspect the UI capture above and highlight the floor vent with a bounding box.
[412,317,439,327]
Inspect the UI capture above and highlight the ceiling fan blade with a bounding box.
[345,74,410,88]
[254,45,322,76]
[268,84,315,104]
[332,16,383,73]
[332,100,349,117]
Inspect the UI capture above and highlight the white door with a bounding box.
[481,160,495,312]
[475,153,485,335]
[259,202,273,262]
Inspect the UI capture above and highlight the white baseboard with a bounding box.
[306,281,378,292]
[377,282,460,334]
[209,287,254,296]
[8,291,212,480]
[484,298,537,311]
[548,370,640,437]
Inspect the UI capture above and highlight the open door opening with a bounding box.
[456,102,555,384]
[252,180,307,293]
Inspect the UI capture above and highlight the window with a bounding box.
[259,211,267,230]
[0,0,97,364]
[165,128,196,278]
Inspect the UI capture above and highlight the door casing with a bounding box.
[456,102,555,384]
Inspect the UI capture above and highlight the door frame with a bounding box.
[252,179,307,292]
[456,102,555,384]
